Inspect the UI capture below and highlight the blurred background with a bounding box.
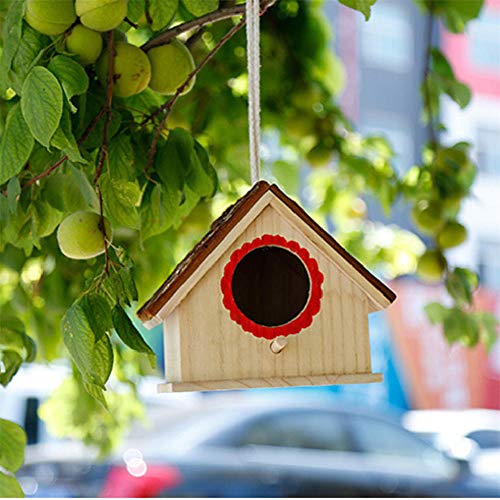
[1,0,499,497]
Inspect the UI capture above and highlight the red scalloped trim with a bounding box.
[220,234,324,340]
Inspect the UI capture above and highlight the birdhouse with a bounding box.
[137,181,396,392]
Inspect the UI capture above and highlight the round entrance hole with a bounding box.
[231,246,311,327]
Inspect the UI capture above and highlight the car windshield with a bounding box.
[123,406,245,456]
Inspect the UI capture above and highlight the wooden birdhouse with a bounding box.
[137,181,396,392]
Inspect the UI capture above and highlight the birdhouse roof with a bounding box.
[137,181,396,326]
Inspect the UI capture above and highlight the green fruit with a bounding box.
[417,250,446,283]
[66,25,103,65]
[306,143,333,168]
[25,0,76,36]
[412,201,443,234]
[284,113,314,139]
[437,221,467,249]
[315,116,334,137]
[57,211,112,260]
[97,42,151,97]
[291,84,322,111]
[442,193,464,212]
[76,0,128,32]
[147,40,196,96]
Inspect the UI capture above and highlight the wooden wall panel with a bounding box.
[174,204,374,384]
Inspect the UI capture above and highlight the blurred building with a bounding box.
[325,0,500,410]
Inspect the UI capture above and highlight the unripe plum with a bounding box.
[97,42,151,98]
[25,0,76,36]
[76,0,128,32]
[147,40,196,96]
[306,143,333,168]
[66,25,103,65]
[57,211,112,260]
[437,221,467,249]
[411,200,443,235]
[417,249,446,283]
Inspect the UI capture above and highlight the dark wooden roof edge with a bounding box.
[268,184,397,305]
[137,180,396,323]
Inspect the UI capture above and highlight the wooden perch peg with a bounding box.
[270,336,288,354]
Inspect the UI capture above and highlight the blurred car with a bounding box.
[1,363,202,497]
[402,409,500,479]
[18,396,500,497]
[0,363,202,447]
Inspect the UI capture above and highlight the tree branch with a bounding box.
[19,0,277,190]
[422,14,438,146]
[142,0,276,51]
[22,155,68,189]
[21,107,106,190]
[94,31,116,274]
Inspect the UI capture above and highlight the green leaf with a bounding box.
[108,135,135,180]
[42,173,66,211]
[439,0,484,33]
[427,49,471,111]
[430,48,454,79]
[154,137,185,191]
[21,66,63,148]
[162,128,217,198]
[0,352,23,387]
[140,183,180,240]
[148,0,178,30]
[118,268,139,303]
[6,178,21,215]
[338,0,377,20]
[80,108,121,150]
[0,318,36,386]
[48,55,89,113]
[101,266,138,307]
[62,301,114,389]
[68,166,100,212]
[10,24,50,94]
[0,418,27,473]
[442,307,480,346]
[0,471,25,498]
[112,305,156,368]
[100,174,141,229]
[474,312,498,352]
[424,302,449,325]
[0,104,35,185]
[445,267,478,306]
[32,199,63,239]
[51,107,85,162]
[80,293,114,341]
[194,140,218,197]
[127,0,146,23]
[0,0,25,90]
[446,81,471,109]
[82,381,108,409]
[182,0,217,17]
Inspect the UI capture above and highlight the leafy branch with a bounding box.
[146,16,247,172]
[94,31,116,275]
[411,0,498,349]
[142,0,276,51]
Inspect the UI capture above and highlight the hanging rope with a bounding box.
[246,0,261,184]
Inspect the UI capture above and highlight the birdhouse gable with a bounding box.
[138,181,396,329]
